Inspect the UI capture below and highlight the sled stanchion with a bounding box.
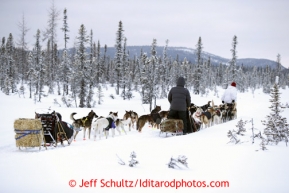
[36,109,74,148]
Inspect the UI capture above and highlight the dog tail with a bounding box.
[70,112,77,121]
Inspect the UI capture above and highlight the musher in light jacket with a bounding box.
[221,82,237,104]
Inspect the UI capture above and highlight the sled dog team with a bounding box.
[70,110,139,141]
[69,100,237,141]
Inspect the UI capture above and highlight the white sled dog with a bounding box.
[92,112,121,140]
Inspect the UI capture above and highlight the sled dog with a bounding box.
[70,110,98,140]
[92,112,118,140]
[150,105,162,129]
[136,114,155,132]
[118,110,138,131]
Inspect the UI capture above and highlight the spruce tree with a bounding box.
[159,40,169,98]
[194,37,203,94]
[5,33,17,95]
[114,21,124,95]
[61,8,70,95]
[0,37,6,90]
[26,52,35,99]
[17,13,29,83]
[121,37,128,100]
[143,39,159,110]
[86,30,95,108]
[42,1,60,94]
[262,76,289,146]
[33,29,42,96]
[75,24,89,108]
[262,65,271,93]
[229,35,238,83]
[37,51,46,102]
[61,8,69,50]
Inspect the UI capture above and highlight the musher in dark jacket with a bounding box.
[167,77,191,135]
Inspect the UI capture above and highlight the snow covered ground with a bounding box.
[0,85,289,193]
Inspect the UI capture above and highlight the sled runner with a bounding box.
[35,109,74,149]
[159,119,184,137]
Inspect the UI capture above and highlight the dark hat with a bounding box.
[177,77,185,87]
[231,82,236,87]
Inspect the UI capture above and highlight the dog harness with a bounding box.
[202,111,212,119]
[105,117,116,130]
[81,117,88,126]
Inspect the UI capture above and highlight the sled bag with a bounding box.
[160,119,183,132]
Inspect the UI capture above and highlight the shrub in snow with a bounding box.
[227,130,240,144]
[128,151,139,167]
[260,138,268,151]
[116,151,139,167]
[167,155,188,169]
[235,119,247,135]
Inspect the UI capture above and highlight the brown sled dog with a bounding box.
[136,114,155,132]
[118,110,138,131]
[70,110,98,140]
[137,105,161,132]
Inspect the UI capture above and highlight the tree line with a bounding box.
[0,4,288,110]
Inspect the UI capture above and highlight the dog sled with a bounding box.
[35,108,74,149]
[159,119,184,137]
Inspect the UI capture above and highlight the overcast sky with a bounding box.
[1,0,289,67]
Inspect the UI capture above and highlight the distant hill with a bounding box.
[67,46,285,70]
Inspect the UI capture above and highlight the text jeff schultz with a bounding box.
[77,179,230,189]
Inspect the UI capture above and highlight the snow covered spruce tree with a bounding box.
[235,65,247,93]
[26,52,35,99]
[114,21,124,95]
[60,8,70,96]
[0,37,6,91]
[200,58,209,96]
[121,37,131,100]
[262,65,271,94]
[193,37,203,94]
[141,39,159,111]
[86,29,96,108]
[17,13,29,83]
[33,29,43,99]
[75,24,89,108]
[139,50,149,104]
[229,35,238,83]
[262,76,289,146]
[100,44,108,85]
[37,51,46,102]
[4,33,17,95]
[93,40,101,85]
[42,1,60,94]
[159,39,169,98]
